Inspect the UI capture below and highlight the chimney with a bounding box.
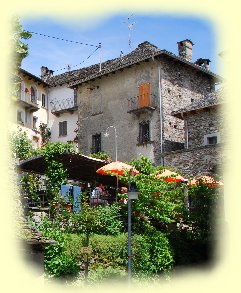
[41,66,54,81]
[177,39,194,62]
[195,58,211,70]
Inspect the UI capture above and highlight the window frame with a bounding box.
[59,121,67,137]
[92,133,102,153]
[204,132,220,146]
[138,120,151,144]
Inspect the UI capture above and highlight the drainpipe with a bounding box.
[158,65,164,165]
[183,113,189,149]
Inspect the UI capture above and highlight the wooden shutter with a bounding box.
[139,83,150,108]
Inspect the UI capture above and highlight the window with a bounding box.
[33,116,38,129]
[207,136,217,145]
[17,110,24,124]
[204,132,220,145]
[42,93,47,108]
[59,121,67,136]
[92,133,101,153]
[30,86,37,104]
[138,120,150,144]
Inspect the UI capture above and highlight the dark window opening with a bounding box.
[207,136,217,145]
[92,133,101,153]
[138,121,150,144]
[42,94,47,108]
[59,121,67,136]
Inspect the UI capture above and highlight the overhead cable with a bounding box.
[25,30,99,48]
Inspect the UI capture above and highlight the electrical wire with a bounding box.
[25,31,99,47]
[54,45,101,73]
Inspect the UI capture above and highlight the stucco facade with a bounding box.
[14,69,49,148]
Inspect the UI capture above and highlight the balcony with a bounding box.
[127,94,157,114]
[17,93,40,112]
[50,97,78,116]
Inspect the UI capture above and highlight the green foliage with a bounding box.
[94,205,124,236]
[10,127,34,161]
[89,151,112,162]
[186,183,221,241]
[39,123,51,146]
[35,217,80,279]
[87,266,127,284]
[130,155,155,175]
[35,142,74,200]
[11,16,32,68]
[20,173,41,203]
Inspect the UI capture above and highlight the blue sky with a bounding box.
[21,13,218,77]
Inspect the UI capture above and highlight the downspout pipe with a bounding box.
[158,64,164,165]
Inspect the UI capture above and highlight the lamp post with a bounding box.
[104,125,118,161]
[127,168,139,285]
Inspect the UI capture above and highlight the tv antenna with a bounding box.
[124,14,135,50]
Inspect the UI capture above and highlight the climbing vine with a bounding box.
[39,122,51,146]
[36,142,74,201]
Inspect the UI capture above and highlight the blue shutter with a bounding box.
[61,184,70,202]
[73,186,81,213]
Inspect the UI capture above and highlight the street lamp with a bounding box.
[104,125,118,161]
[127,168,139,284]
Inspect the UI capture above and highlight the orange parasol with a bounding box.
[156,169,185,183]
[187,175,224,188]
[96,161,139,176]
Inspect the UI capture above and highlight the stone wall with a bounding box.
[163,144,226,178]
[185,107,224,148]
[77,55,216,164]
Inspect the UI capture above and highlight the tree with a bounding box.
[10,127,34,161]
[11,16,32,68]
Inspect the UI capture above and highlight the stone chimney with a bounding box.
[41,66,54,81]
[195,58,211,70]
[177,39,194,62]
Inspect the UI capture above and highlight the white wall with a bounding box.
[48,86,78,143]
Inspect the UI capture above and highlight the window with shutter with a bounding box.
[59,121,67,136]
[138,83,150,108]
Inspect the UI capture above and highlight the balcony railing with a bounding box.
[50,97,78,115]
[127,94,157,114]
[17,92,39,111]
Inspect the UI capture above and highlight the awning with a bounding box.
[18,153,117,185]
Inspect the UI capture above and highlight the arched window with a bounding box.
[30,86,37,104]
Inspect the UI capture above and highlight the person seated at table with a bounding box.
[90,183,107,206]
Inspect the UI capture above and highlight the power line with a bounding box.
[54,44,101,73]
[25,31,99,48]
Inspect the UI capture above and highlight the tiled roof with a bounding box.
[45,41,222,87]
[19,68,49,86]
[171,88,225,119]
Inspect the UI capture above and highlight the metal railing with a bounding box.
[127,94,156,113]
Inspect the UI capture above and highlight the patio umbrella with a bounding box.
[187,175,224,188]
[96,161,139,176]
[156,169,185,183]
[96,161,139,201]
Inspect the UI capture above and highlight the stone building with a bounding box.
[164,89,226,177]
[64,40,222,164]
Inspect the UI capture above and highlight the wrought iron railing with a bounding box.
[50,97,78,113]
[127,94,156,113]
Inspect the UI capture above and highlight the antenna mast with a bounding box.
[125,14,135,51]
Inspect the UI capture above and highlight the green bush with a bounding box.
[95,205,124,236]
